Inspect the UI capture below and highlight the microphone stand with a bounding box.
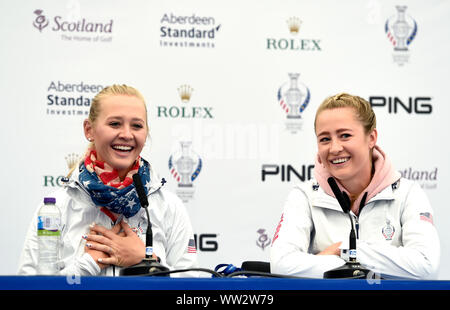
[323,210,371,279]
[120,175,169,276]
[323,178,371,279]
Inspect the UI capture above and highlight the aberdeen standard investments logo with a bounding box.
[32,9,114,43]
[385,6,417,66]
[46,81,104,116]
[266,17,322,51]
[159,13,221,49]
[277,73,311,133]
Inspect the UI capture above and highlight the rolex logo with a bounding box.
[157,84,213,119]
[65,153,81,171]
[286,17,301,34]
[267,17,321,51]
[178,85,194,103]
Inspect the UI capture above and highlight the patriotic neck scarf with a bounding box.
[78,149,151,218]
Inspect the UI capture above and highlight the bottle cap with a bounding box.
[44,197,56,204]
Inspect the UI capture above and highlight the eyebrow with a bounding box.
[106,116,145,122]
[317,128,353,137]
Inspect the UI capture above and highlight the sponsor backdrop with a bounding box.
[1,0,449,278]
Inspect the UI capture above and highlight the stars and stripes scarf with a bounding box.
[84,149,139,189]
[78,149,151,218]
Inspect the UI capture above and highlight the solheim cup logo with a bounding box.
[169,141,202,202]
[33,9,49,32]
[277,73,310,133]
[385,6,417,66]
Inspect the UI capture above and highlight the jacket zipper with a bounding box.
[354,191,368,240]
[354,216,359,239]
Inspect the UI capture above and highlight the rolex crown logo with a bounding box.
[65,153,81,171]
[286,17,301,34]
[178,85,194,103]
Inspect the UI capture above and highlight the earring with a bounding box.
[88,138,93,142]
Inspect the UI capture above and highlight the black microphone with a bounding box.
[323,177,372,279]
[327,177,349,213]
[120,174,169,276]
[132,173,153,257]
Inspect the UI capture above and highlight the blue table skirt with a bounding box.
[1,276,449,290]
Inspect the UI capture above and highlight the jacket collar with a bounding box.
[308,180,396,213]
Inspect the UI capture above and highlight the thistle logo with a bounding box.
[267,17,322,51]
[256,229,271,250]
[385,6,418,66]
[33,9,49,32]
[168,141,202,202]
[277,73,310,133]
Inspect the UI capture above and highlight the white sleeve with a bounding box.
[17,205,100,276]
[270,187,345,278]
[57,253,101,276]
[357,182,440,279]
[17,209,40,275]
[164,194,199,277]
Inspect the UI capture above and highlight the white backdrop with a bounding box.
[1,0,449,279]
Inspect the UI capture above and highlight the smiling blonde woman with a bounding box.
[18,85,198,276]
[270,93,440,279]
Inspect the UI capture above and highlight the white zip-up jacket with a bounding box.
[18,165,198,277]
[270,178,440,279]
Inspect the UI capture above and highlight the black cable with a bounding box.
[226,270,368,279]
[123,267,368,280]
[226,270,310,279]
[134,268,224,278]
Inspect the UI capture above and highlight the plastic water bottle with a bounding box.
[37,197,61,274]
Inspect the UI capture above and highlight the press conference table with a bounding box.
[1,275,450,291]
[0,276,450,291]
[1,276,449,306]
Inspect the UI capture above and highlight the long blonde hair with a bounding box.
[67,84,148,178]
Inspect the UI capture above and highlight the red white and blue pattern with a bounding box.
[420,212,434,225]
[187,238,197,253]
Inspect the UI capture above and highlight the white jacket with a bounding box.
[270,178,440,279]
[18,165,198,277]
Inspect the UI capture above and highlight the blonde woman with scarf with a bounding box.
[270,93,440,279]
[18,85,198,276]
